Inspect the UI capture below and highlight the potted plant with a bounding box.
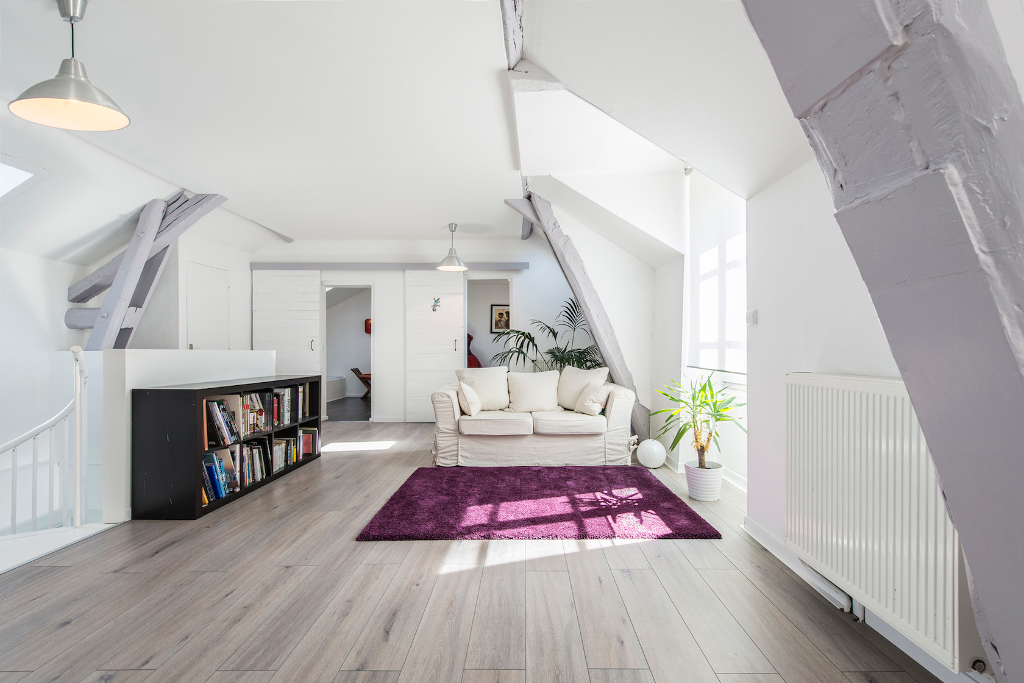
[652,374,745,501]
[491,298,604,371]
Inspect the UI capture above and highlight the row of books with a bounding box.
[206,399,240,448]
[201,428,318,505]
[241,392,270,437]
[272,389,293,427]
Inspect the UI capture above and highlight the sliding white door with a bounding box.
[252,270,321,375]
[405,270,465,421]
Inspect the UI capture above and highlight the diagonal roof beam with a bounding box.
[527,193,651,440]
[68,192,226,303]
[499,0,524,70]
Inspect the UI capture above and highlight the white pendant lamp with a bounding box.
[437,223,468,272]
[9,0,129,132]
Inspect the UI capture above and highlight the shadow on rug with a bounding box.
[356,465,721,541]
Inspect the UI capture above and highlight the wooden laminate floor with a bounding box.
[0,422,940,683]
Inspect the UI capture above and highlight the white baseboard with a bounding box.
[741,517,851,611]
[369,416,403,422]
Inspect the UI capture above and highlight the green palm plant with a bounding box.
[491,298,604,371]
[652,374,745,469]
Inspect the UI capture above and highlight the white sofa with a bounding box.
[430,366,636,467]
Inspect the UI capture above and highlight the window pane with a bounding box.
[726,266,746,343]
[699,247,719,275]
[699,348,719,370]
[699,276,718,343]
[726,234,745,263]
[725,348,747,374]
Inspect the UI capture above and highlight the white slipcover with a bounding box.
[431,379,635,467]
[459,411,534,436]
[532,410,607,435]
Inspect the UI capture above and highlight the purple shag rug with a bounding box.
[356,465,720,541]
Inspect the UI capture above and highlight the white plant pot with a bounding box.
[684,460,724,501]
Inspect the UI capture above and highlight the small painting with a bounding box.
[491,305,511,333]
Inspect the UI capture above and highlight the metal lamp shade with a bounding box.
[437,248,468,272]
[9,59,129,132]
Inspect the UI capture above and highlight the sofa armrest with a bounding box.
[605,384,636,433]
[431,384,462,433]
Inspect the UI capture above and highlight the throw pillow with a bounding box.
[455,367,510,411]
[507,370,560,413]
[575,382,613,416]
[557,366,610,410]
[457,382,482,416]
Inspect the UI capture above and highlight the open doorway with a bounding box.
[466,278,511,368]
[325,286,371,422]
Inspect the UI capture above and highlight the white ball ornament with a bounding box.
[636,439,667,469]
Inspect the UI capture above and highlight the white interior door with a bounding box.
[185,262,230,350]
[252,270,321,375]
[406,270,465,421]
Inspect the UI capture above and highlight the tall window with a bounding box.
[691,233,746,374]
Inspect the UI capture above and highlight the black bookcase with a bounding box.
[131,375,322,520]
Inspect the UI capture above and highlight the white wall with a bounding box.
[746,160,899,542]
[467,281,510,367]
[0,249,88,443]
[326,289,371,395]
[551,207,655,406]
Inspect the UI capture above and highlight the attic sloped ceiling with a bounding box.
[522,0,812,199]
[0,1,524,242]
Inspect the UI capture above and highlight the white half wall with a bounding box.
[326,289,371,396]
[746,159,899,542]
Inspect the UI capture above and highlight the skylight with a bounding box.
[0,162,33,198]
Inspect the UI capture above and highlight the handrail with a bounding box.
[0,399,74,454]
[3,347,87,535]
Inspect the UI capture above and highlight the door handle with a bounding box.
[454,339,457,351]
[310,339,314,351]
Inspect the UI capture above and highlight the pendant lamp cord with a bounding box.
[70,21,75,59]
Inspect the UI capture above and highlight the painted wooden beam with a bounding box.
[113,245,173,349]
[249,262,531,271]
[85,199,164,351]
[528,193,651,440]
[504,197,541,225]
[521,216,533,240]
[67,193,226,303]
[499,0,524,70]
[64,307,100,330]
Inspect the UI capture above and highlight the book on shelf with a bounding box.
[206,399,240,448]
[201,462,216,504]
[298,385,305,419]
[273,388,294,426]
[203,454,224,499]
[241,392,269,437]
[298,427,318,459]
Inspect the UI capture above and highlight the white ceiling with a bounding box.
[522,0,812,199]
[0,0,525,242]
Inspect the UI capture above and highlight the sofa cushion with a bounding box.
[507,370,560,413]
[456,367,510,411]
[575,382,613,416]
[459,411,534,436]
[532,410,607,435]
[557,366,610,410]
[457,382,482,416]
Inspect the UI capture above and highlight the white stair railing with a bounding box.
[1,347,87,535]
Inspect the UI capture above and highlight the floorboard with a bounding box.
[0,422,939,683]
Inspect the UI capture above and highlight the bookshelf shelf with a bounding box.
[131,375,321,520]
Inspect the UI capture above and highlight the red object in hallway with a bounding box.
[364,319,371,334]
[466,334,482,368]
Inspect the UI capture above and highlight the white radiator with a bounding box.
[786,373,977,672]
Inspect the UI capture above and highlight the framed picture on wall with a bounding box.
[491,305,511,333]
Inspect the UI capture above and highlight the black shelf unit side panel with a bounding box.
[132,388,202,520]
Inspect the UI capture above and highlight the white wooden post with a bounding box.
[71,346,84,527]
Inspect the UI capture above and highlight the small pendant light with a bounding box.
[437,223,468,272]
[9,0,129,132]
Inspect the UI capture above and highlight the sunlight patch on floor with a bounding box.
[322,440,396,453]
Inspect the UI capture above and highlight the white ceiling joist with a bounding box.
[499,0,524,70]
